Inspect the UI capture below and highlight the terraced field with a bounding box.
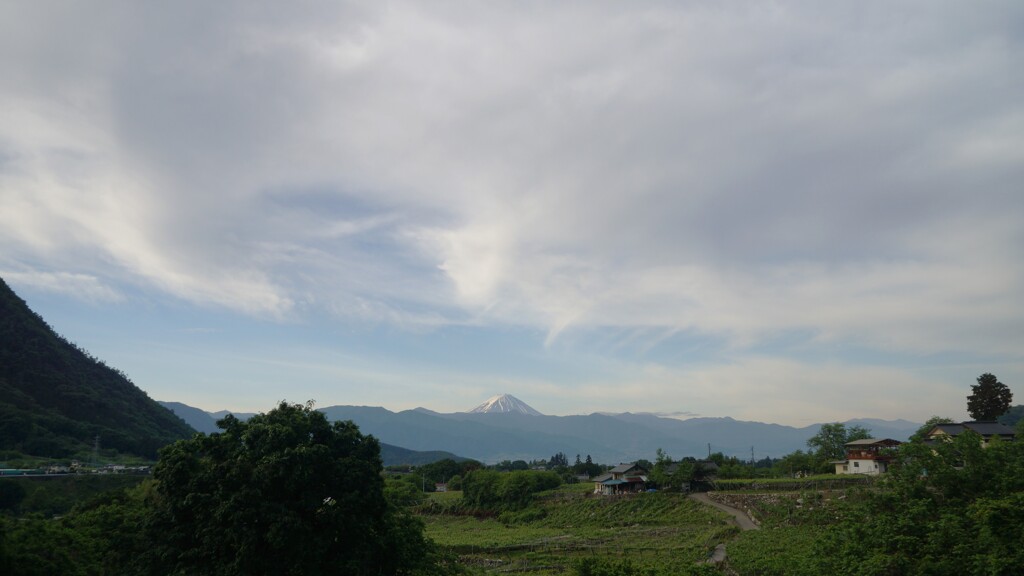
[420,484,737,574]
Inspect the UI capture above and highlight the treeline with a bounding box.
[386,457,482,491]
[0,402,457,575]
[461,468,562,511]
[545,452,605,478]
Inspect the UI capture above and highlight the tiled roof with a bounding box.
[962,421,1016,436]
[845,438,901,447]
[930,423,965,436]
[930,421,1015,438]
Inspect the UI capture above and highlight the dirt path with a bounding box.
[689,493,760,531]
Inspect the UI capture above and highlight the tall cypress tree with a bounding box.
[967,373,1013,420]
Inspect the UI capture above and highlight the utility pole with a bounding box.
[751,446,755,466]
[707,443,711,459]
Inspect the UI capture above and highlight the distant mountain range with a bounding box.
[0,274,980,468]
[157,401,467,467]
[164,394,922,464]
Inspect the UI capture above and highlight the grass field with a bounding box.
[420,484,738,574]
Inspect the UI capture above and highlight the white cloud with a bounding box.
[2,2,1022,372]
[2,270,123,304]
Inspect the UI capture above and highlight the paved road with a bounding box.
[689,493,760,531]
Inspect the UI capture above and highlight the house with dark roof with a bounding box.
[926,421,1015,446]
[593,463,649,495]
[832,438,901,475]
[662,460,718,491]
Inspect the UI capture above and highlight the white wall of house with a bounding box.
[848,458,884,475]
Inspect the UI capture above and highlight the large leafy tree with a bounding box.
[149,401,440,576]
[807,423,871,470]
[650,449,695,491]
[967,373,1013,420]
[774,450,817,477]
[909,415,955,442]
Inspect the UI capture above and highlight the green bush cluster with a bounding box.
[461,469,563,511]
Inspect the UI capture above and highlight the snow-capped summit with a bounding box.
[467,394,543,416]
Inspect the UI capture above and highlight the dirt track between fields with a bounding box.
[689,492,760,531]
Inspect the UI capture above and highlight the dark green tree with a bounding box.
[572,454,602,478]
[461,469,502,509]
[997,404,1024,428]
[807,423,871,470]
[650,448,672,486]
[0,518,9,574]
[651,449,694,491]
[1,514,89,576]
[461,470,561,511]
[774,450,816,477]
[418,458,456,483]
[0,481,25,513]
[967,373,1013,420]
[149,401,441,576]
[909,415,955,442]
[548,452,569,468]
[384,478,426,507]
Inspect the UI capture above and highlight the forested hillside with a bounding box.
[0,277,194,459]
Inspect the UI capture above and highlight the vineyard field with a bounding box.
[420,485,737,574]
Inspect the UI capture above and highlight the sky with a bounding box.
[2,2,1022,426]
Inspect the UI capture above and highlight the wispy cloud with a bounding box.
[2,2,1021,421]
[2,270,123,304]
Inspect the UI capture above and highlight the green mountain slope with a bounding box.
[0,277,194,459]
[378,443,467,467]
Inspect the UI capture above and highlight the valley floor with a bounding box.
[419,484,738,575]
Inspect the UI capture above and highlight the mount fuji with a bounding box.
[467,394,544,416]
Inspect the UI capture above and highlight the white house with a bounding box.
[833,438,901,475]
